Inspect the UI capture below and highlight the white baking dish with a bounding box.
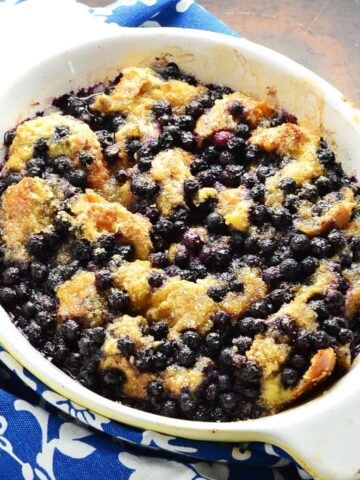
[0,28,359,480]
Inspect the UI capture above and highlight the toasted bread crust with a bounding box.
[69,190,153,260]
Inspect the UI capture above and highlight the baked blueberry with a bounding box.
[206,212,226,233]
[95,270,113,290]
[281,367,299,387]
[3,267,20,286]
[250,184,265,202]
[183,179,199,196]
[290,234,310,254]
[148,271,165,288]
[280,177,297,193]
[0,287,17,306]
[176,344,196,367]
[238,317,267,337]
[250,205,269,226]
[115,169,128,184]
[147,379,164,397]
[185,101,204,118]
[149,321,169,340]
[68,169,87,187]
[131,175,159,198]
[107,289,130,313]
[179,390,196,413]
[310,237,332,258]
[279,258,300,280]
[60,320,81,344]
[118,338,136,357]
[205,332,221,352]
[3,128,16,146]
[271,207,292,228]
[152,100,172,117]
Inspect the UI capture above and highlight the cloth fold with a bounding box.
[0,1,312,478]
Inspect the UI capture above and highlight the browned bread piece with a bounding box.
[195,92,275,144]
[68,190,153,260]
[5,113,109,189]
[295,187,355,237]
[150,148,194,216]
[56,271,106,327]
[0,176,61,261]
[92,66,205,116]
[217,186,253,232]
[250,123,322,207]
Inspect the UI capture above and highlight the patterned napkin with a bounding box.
[0,1,312,479]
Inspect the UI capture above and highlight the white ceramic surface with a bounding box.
[0,28,360,480]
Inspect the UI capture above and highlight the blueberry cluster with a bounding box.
[1,62,360,423]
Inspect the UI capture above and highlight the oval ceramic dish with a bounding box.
[0,28,360,480]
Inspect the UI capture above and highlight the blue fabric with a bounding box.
[90,0,237,36]
[0,1,312,479]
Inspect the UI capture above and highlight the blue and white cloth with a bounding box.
[0,1,312,479]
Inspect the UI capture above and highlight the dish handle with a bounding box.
[262,380,360,480]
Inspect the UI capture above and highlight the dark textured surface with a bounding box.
[83,0,360,104]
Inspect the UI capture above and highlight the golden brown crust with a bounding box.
[295,187,355,237]
[101,315,154,398]
[250,123,322,207]
[195,92,274,143]
[101,335,155,398]
[56,271,106,327]
[92,67,205,116]
[261,348,336,413]
[335,344,351,370]
[220,267,268,316]
[113,122,161,168]
[106,315,153,349]
[163,358,212,395]
[0,177,59,261]
[247,262,341,412]
[293,348,336,398]
[217,187,252,232]
[250,122,307,155]
[99,175,135,207]
[274,261,338,330]
[148,276,219,337]
[1,64,357,420]
[150,148,194,216]
[69,190,153,260]
[94,67,202,165]
[192,187,218,207]
[101,317,211,398]
[113,260,154,311]
[344,264,360,318]
[6,113,109,190]
[114,123,140,169]
[247,336,291,378]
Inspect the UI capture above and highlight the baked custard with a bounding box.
[1,62,359,421]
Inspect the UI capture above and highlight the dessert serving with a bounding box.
[1,61,359,423]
